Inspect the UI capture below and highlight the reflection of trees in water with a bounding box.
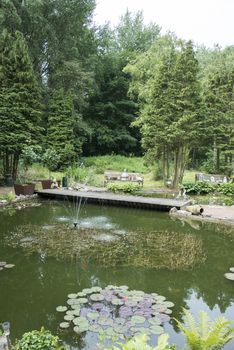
[7,224,205,270]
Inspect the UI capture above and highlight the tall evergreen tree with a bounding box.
[0,29,41,179]
[47,89,78,168]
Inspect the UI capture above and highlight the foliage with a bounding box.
[107,182,141,194]
[42,149,60,173]
[106,334,175,350]
[20,146,41,171]
[83,155,149,174]
[176,308,234,350]
[65,166,96,185]
[181,182,215,195]
[5,191,15,202]
[0,29,42,179]
[217,183,234,197]
[14,327,64,350]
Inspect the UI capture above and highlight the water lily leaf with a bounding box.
[59,322,70,329]
[149,317,161,325]
[77,292,87,297]
[68,293,77,299]
[112,298,124,306]
[98,317,113,326]
[131,316,146,324]
[4,264,15,268]
[229,267,234,273]
[92,302,103,310]
[163,301,175,308]
[73,325,88,334]
[87,312,99,320]
[115,317,126,325]
[113,324,128,334]
[225,273,234,281]
[0,262,7,267]
[90,293,104,302]
[77,297,88,304]
[164,309,172,314]
[71,309,81,316]
[82,288,93,294]
[90,286,102,293]
[64,314,74,321]
[73,317,89,327]
[67,298,80,305]
[0,267,3,271]
[150,325,164,334]
[71,304,81,310]
[89,324,103,333]
[125,300,138,307]
[56,306,67,312]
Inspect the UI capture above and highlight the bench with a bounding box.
[104,171,143,186]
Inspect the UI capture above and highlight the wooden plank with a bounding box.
[37,189,191,211]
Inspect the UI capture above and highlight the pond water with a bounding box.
[0,199,234,349]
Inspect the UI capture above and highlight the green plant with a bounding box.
[217,183,234,197]
[106,334,175,350]
[5,191,15,202]
[42,149,60,174]
[14,327,64,350]
[181,182,215,195]
[176,309,234,350]
[107,182,141,194]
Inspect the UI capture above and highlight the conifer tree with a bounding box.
[47,89,77,168]
[0,29,41,179]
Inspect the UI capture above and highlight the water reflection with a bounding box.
[0,201,234,349]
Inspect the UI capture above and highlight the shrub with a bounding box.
[14,328,64,350]
[181,182,215,195]
[217,183,234,197]
[107,182,141,194]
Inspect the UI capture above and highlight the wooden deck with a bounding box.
[37,189,191,211]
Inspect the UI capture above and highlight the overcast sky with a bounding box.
[94,0,234,48]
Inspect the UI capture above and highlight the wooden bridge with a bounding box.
[37,189,191,211]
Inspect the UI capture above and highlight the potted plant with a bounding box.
[14,146,40,196]
[41,148,60,189]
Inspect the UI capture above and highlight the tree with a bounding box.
[0,29,41,179]
[47,89,78,168]
[125,36,202,188]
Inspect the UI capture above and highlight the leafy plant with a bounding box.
[14,327,64,350]
[106,334,175,350]
[107,182,141,194]
[42,149,60,174]
[5,191,15,202]
[181,182,215,195]
[176,308,234,350]
[217,183,234,197]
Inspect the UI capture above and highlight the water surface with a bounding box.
[0,199,234,349]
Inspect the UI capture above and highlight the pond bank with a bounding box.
[170,204,234,226]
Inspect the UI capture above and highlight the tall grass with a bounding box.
[82,155,149,174]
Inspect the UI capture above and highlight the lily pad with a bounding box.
[77,292,87,297]
[229,267,234,273]
[90,286,102,293]
[73,325,88,333]
[59,322,70,329]
[112,298,124,306]
[131,316,146,324]
[0,262,6,267]
[125,300,138,307]
[56,306,67,312]
[115,317,126,325]
[89,324,103,333]
[225,273,234,281]
[73,317,89,327]
[77,297,88,304]
[0,267,3,271]
[64,314,74,321]
[87,311,99,320]
[71,309,81,316]
[67,298,80,306]
[150,325,164,334]
[68,293,77,299]
[4,264,15,269]
[149,317,161,325]
[163,301,175,308]
[98,317,113,326]
[90,293,104,302]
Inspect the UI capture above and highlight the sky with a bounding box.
[94,0,234,48]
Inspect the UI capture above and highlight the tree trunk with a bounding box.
[172,147,181,189]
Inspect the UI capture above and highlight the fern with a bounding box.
[176,308,234,350]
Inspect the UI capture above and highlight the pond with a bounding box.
[0,199,234,349]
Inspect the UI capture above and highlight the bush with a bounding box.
[182,182,215,195]
[217,183,234,197]
[107,182,141,194]
[14,328,64,350]
[66,166,95,184]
